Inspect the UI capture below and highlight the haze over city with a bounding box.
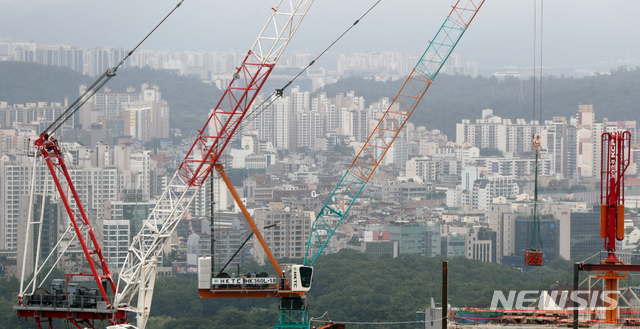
[1,0,639,75]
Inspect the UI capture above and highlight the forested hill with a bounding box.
[0,249,623,328]
[2,61,640,139]
[0,62,224,135]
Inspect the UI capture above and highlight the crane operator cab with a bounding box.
[282,264,313,293]
[197,258,312,296]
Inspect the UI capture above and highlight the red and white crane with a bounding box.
[115,2,314,328]
[15,64,128,329]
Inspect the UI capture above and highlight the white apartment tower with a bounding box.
[102,219,131,269]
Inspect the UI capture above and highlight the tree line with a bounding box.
[4,250,640,328]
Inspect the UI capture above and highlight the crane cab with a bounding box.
[197,258,313,298]
[282,264,313,293]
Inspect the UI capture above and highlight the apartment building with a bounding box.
[252,202,312,264]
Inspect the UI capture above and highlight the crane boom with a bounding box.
[304,0,485,266]
[115,1,314,327]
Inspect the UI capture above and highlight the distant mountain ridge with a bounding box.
[0,62,223,135]
[315,66,640,137]
[2,62,639,139]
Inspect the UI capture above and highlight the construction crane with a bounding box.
[598,130,631,323]
[12,2,188,328]
[14,69,126,329]
[116,1,315,328]
[197,1,484,329]
[304,0,484,266]
[197,163,314,328]
[524,133,544,266]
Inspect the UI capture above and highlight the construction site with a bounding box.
[8,0,640,328]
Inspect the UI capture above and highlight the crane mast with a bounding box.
[600,131,630,258]
[596,131,631,324]
[115,1,314,328]
[304,0,485,266]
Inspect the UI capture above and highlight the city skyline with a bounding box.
[6,2,640,327]
[1,0,640,76]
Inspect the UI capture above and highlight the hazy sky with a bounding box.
[2,0,639,74]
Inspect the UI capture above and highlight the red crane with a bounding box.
[15,2,185,328]
[598,130,631,323]
[15,126,127,329]
[600,131,631,260]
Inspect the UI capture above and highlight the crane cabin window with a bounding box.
[299,266,313,288]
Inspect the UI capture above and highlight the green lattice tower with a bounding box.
[275,309,310,329]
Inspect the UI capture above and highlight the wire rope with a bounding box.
[45,0,186,135]
[528,0,544,270]
[238,0,383,132]
[539,0,544,124]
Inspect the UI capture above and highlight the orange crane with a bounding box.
[197,1,484,328]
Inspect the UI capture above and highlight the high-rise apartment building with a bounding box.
[0,156,57,250]
[120,85,170,142]
[86,48,129,77]
[456,106,637,179]
[252,202,312,264]
[469,174,519,211]
[102,219,130,269]
[88,86,140,122]
[0,104,71,133]
[297,109,323,150]
[456,110,507,153]
[16,194,59,278]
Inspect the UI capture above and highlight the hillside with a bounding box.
[0,62,223,135]
[315,66,640,137]
[2,62,640,139]
[0,249,618,328]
